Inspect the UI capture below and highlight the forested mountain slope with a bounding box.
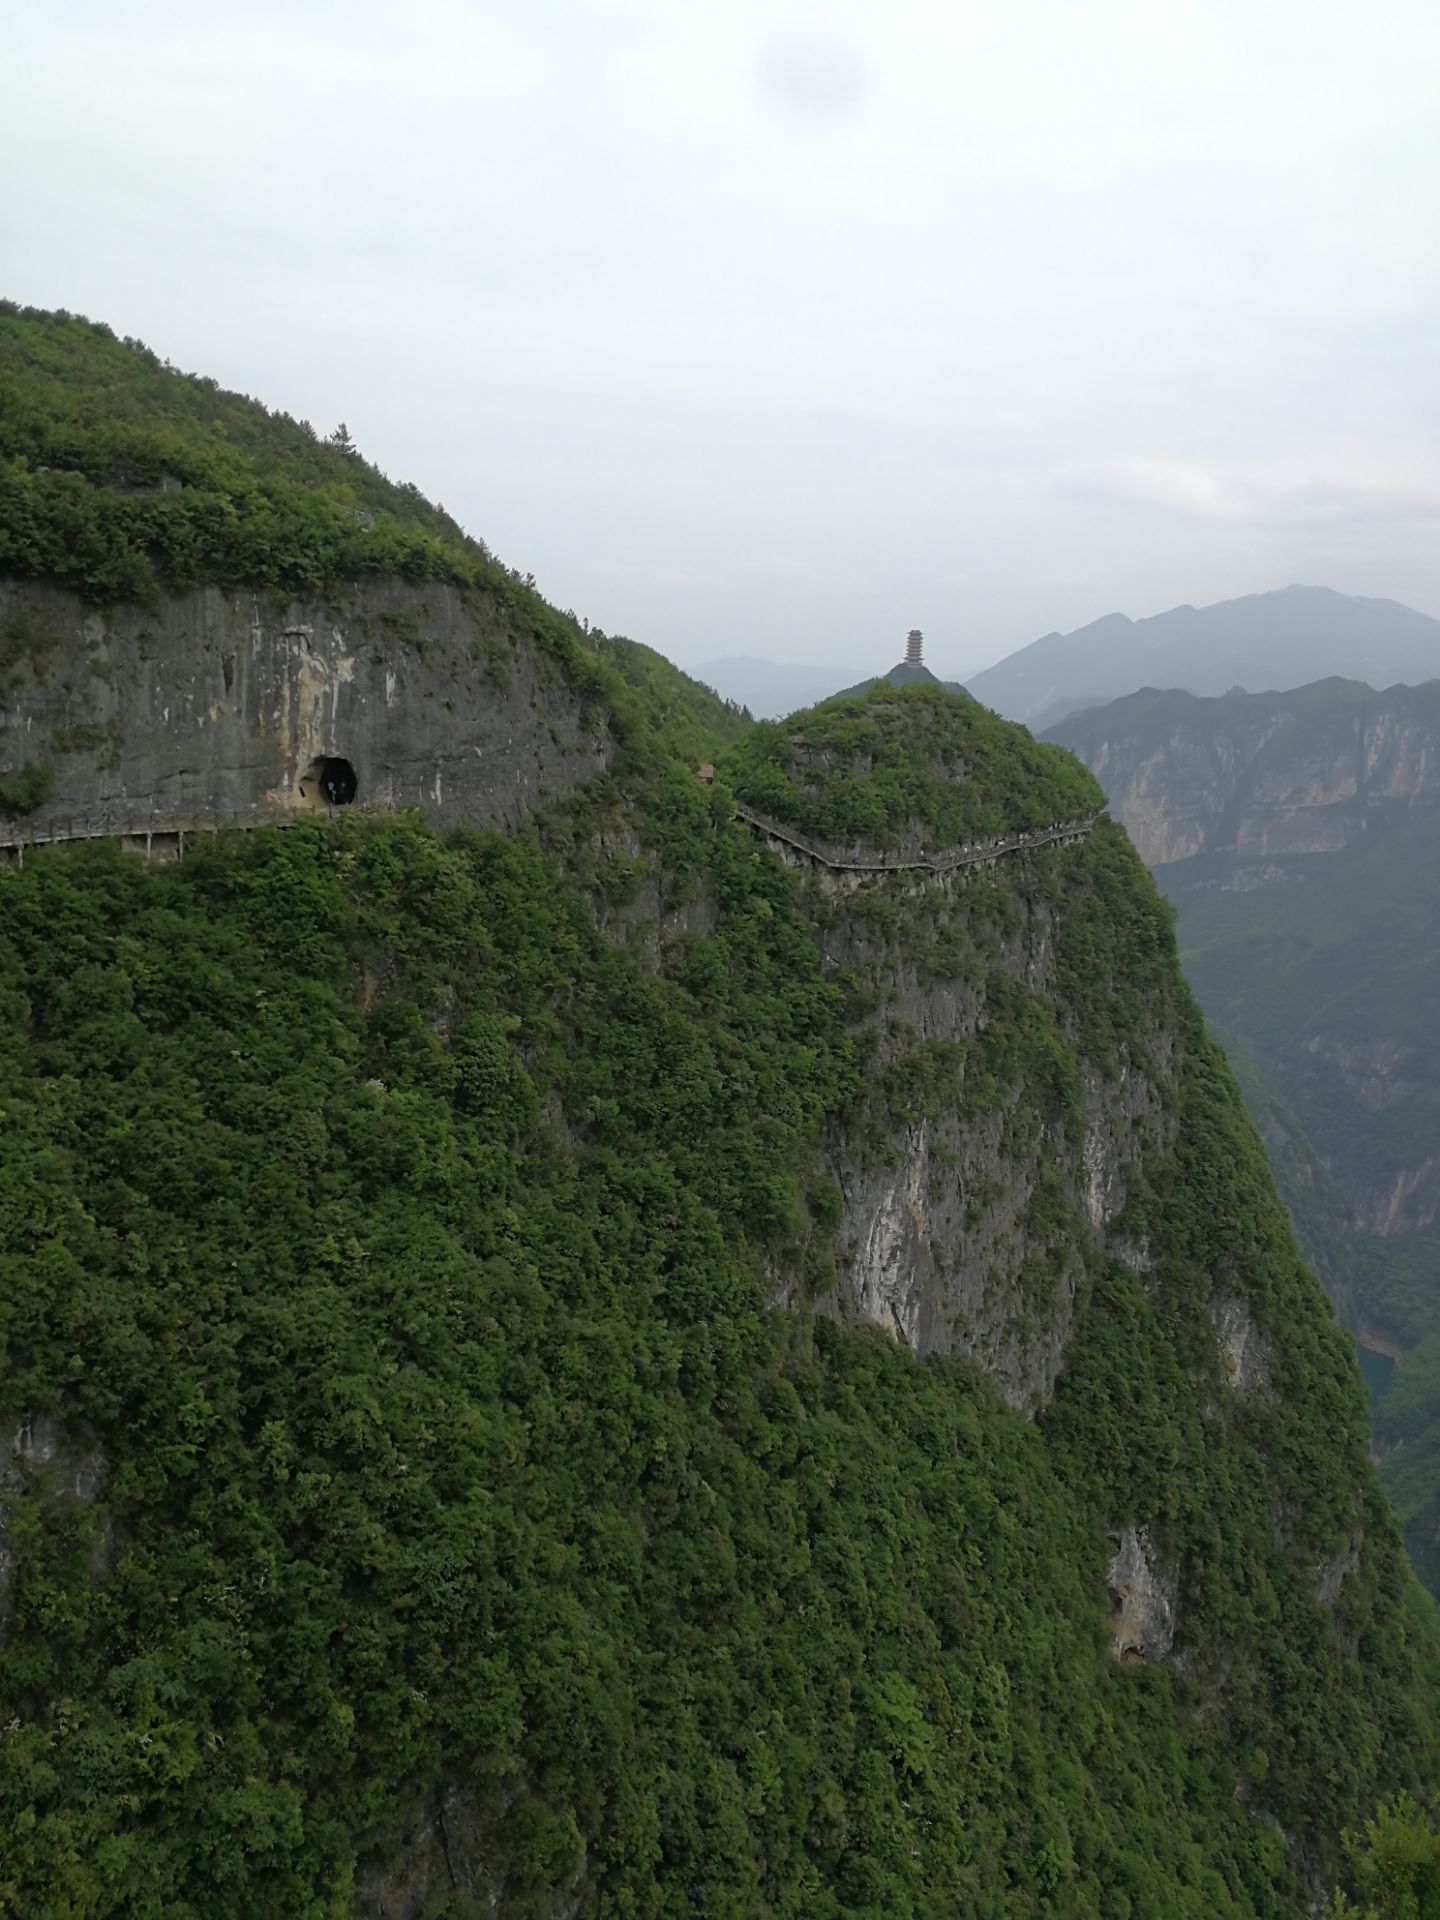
[0,306,1436,1917]
[1049,679,1440,1596]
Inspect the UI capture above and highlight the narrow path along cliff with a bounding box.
[2,800,1103,868]
[732,801,1102,873]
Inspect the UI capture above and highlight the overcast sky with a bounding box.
[5,0,1439,681]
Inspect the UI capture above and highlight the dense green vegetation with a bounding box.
[1,794,1435,1916]
[591,632,751,763]
[720,683,1101,847]
[0,759,54,815]
[1326,1793,1440,1918]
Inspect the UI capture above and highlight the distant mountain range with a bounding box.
[700,586,1440,728]
[967,585,1440,727]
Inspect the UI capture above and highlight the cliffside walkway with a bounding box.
[0,803,336,865]
[732,802,1101,874]
[0,801,1102,872]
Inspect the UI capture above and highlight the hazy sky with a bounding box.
[5,0,1439,680]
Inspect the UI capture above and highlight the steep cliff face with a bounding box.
[724,696,1423,1736]
[0,578,610,844]
[1048,678,1440,869]
[811,865,1170,1410]
[1047,681,1440,1244]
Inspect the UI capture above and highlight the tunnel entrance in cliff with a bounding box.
[298,755,358,808]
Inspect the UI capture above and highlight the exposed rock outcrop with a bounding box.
[1108,1525,1177,1661]
[356,1788,587,1920]
[0,579,611,846]
[1315,1530,1363,1608]
[1048,679,1440,880]
[1211,1296,1270,1396]
[819,869,1173,1412]
[1049,676,1440,1355]
[0,1415,107,1506]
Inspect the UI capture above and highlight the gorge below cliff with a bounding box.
[1050,677,1440,1593]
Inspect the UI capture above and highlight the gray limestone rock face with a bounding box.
[354,1790,501,1919]
[1315,1530,1363,1608]
[1053,684,1440,886]
[1075,712,1286,868]
[0,1415,107,1506]
[1107,1525,1177,1661]
[0,579,612,845]
[833,1105,1087,1412]
[1211,1296,1271,1396]
[817,864,1174,1413]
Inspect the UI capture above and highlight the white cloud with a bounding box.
[1051,461,1440,529]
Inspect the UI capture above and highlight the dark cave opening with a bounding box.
[299,755,358,807]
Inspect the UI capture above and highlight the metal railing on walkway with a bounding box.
[0,802,370,863]
[732,802,1100,874]
[0,795,1101,874]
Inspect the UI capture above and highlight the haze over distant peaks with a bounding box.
[692,655,854,717]
[966,585,1440,727]
[699,587,1440,727]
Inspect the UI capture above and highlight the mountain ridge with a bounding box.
[969,585,1440,726]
